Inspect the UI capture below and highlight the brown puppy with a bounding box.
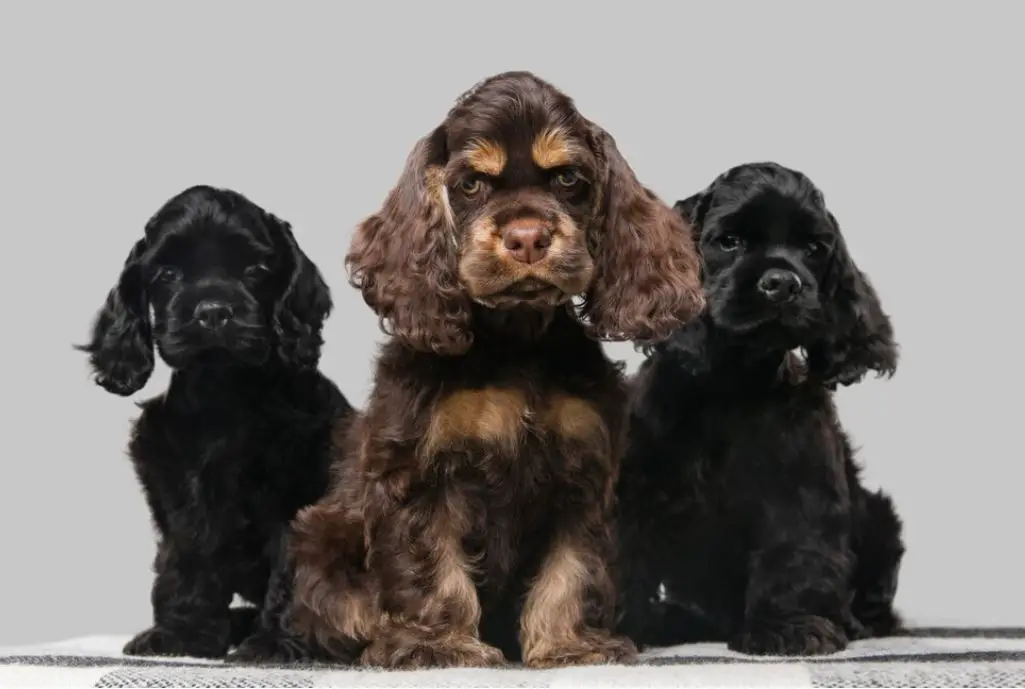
[289,71,704,669]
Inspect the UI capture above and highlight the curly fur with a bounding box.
[287,71,704,670]
[78,185,354,662]
[615,162,904,657]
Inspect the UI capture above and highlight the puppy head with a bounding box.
[80,186,331,395]
[346,71,703,355]
[675,162,897,387]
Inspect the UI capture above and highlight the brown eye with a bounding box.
[245,263,270,280]
[715,234,742,252]
[554,169,580,187]
[153,266,181,283]
[460,178,482,195]
[806,240,824,255]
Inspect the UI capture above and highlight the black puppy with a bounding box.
[79,185,353,661]
[616,162,904,656]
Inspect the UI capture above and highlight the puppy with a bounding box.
[287,71,705,669]
[79,185,354,661]
[616,162,904,656]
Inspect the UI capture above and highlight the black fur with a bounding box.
[616,162,904,656]
[78,185,354,661]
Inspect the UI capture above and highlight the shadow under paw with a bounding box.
[225,631,315,665]
[123,626,228,659]
[362,632,506,670]
[525,632,638,668]
[730,615,848,656]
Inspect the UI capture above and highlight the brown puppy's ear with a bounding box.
[807,212,898,389]
[346,125,473,355]
[580,126,705,345]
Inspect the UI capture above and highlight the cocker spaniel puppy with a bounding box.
[287,71,704,670]
[79,185,354,661]
[616,162,904,656]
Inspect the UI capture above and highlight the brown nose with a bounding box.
[501,222,552,264]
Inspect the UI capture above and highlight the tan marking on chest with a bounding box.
[542,393,610,450]
[423,387,528,456]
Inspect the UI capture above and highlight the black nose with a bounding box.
[757,269,802,303]
[194,301,234,330]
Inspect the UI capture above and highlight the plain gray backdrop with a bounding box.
[1,1,1021,645]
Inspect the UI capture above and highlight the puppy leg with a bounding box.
[614,519,670,650]
[614,479,670,650]
[361,491,505,670]
[520,514,637,668]
[850,488,905,637]
[124,541,232,658]
[288,501,376,664]
[226,534,319,664]
[730,505,853,657]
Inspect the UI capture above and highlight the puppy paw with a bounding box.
[525,631,637,668]
[226,631,313,665]
[361,631,506,669]
[123,626,228,658]
[730,616,847,656]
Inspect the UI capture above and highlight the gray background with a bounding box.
[0,1,1021,645]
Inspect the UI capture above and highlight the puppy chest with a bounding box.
[420,386,613,475]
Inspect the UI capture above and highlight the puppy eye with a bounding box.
[245,263,270,279]
[460,178,483,196]
[153,266,181,283]
[714,234,742,252]
[806,240,825,255]
[554,169,580,187]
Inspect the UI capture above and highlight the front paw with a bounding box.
[226,631,314,665]
[123,626,228,658]
[362,632,506,669]
[525,631,637,668]
[730,616,847,656]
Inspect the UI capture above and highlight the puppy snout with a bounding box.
[500,219,552,265]
[757,269,802,303]
[193,301,234,330]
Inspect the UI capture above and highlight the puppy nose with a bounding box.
[502,224,552,264]
[194,301,234,330]
[757,269,802,303]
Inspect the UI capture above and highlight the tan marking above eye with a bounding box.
[532,127,574,170]
[464,138,507,177]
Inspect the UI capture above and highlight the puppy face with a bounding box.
[143,221,276,368]
[80,186,332,395]
[347,71,704,355]
[444,101,601,309]
[693,173,834,342]
[676,162,897,387]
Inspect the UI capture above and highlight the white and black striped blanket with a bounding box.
[2,629,1024,688]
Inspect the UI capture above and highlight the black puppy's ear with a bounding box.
[673,190,709,236]
[266,215,332,370]
[78,238,154,396]
[807,212,898,388]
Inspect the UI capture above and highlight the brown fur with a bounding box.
[465,138,508,177]
[289,71,704,669]
[531,127,577,170]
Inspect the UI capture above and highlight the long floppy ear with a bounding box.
[265,214,333,370]
[581,127,704,345]
[807,212,898,388]
[346,125,472,355]
[673,190,710,234]
[77,237,154,396]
